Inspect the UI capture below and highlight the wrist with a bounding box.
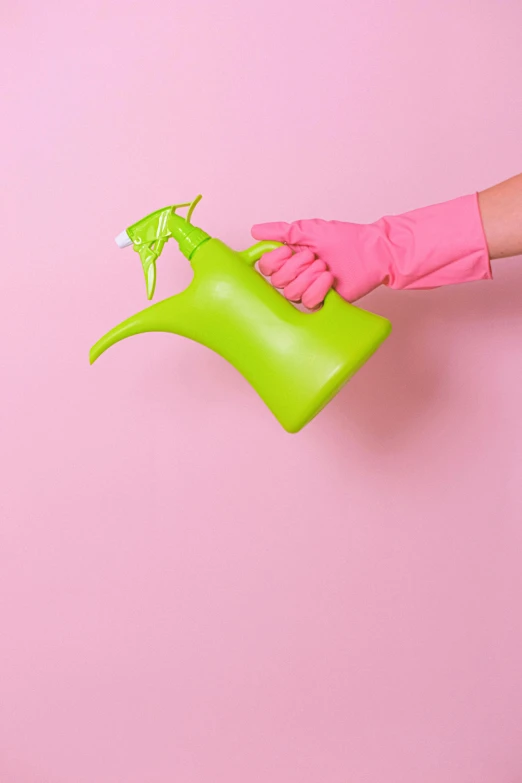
[375,194,491,291]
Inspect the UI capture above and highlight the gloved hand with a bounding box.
[251,194,491,309]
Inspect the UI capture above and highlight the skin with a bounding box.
[253,173,522,309]
[478,173,522,259]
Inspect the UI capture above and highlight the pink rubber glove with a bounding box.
[251,194,491,308]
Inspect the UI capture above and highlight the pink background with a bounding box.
[2,1,522,781]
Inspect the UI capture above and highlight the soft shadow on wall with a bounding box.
[318,261,522,448]
[137,258,522,448]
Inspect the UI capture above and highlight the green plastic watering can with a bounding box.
[90,196,391,433]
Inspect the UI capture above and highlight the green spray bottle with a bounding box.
[90,196,391,433]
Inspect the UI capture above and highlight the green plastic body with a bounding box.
[90,206,391,432]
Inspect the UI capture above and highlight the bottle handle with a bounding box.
[239,241,283,266]
[240,240,340,311]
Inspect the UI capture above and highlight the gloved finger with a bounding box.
[251,220,315,246]
[258,244,293,276]
[283,259,328,301]
[301,271,335,310]
[251,221,293,242]
[271,248,316,289]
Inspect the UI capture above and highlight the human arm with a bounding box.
[478,173,522,259]
[252,174,522,309]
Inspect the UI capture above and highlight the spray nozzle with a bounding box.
[114,194,210,300]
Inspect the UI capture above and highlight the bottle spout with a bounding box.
[90,312,145,364]
[89,292,192,364]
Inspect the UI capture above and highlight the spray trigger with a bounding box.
[114,195,204,299]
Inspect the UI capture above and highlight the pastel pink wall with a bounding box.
[2,1,522,781]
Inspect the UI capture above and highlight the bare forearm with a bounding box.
[478,174,522,260]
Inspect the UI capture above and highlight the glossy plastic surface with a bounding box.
[124,195,210,299]
[90,209,392,432]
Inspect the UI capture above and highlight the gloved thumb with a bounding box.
[251,220,313,246]
[251,221,291,242]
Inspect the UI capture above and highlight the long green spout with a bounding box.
[89,292,193,364]
[89,312,146,364]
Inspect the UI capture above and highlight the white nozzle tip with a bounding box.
[115,230,132,249]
